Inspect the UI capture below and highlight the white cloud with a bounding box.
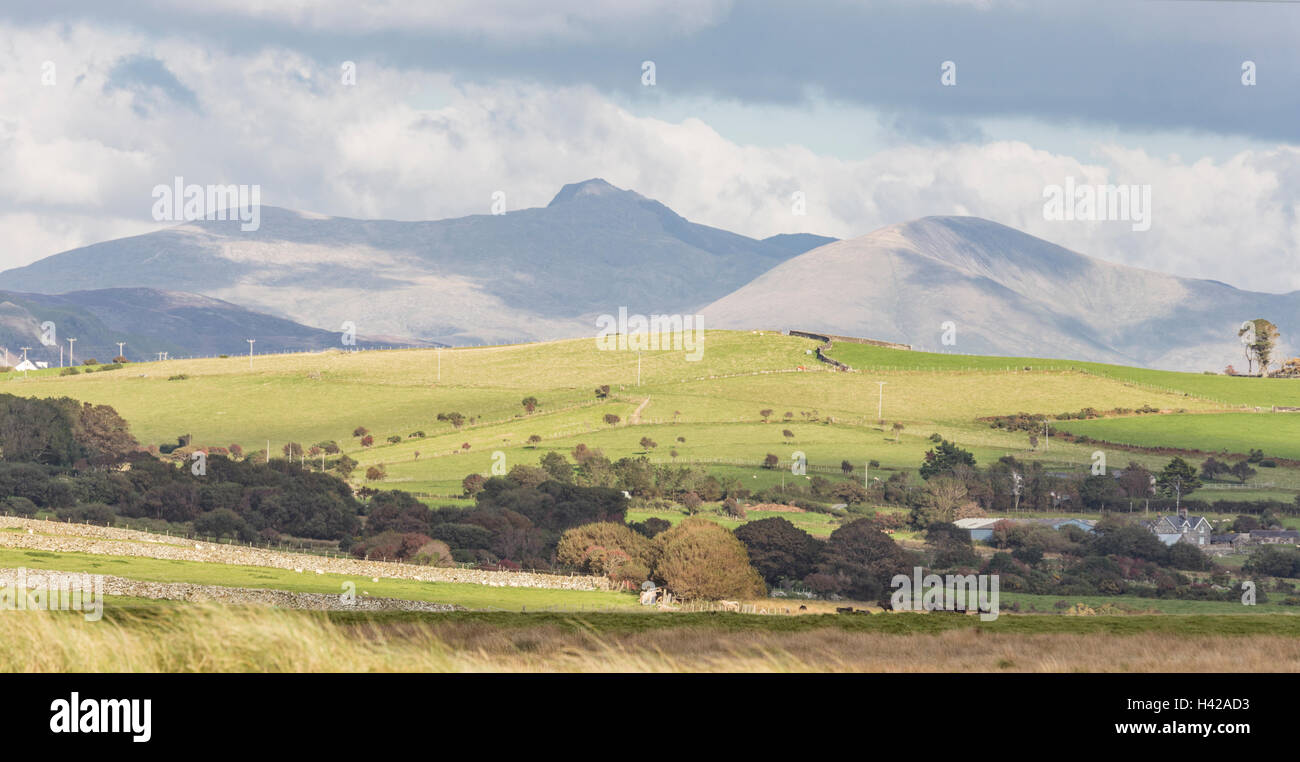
[1,21,1299,296]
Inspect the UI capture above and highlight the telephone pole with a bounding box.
[247,339,256,370]
[117,342,125,360]
[876,381,886,421]
[67,338,76,367]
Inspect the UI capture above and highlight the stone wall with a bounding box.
[0,567,464,612]
[0,517,613,592]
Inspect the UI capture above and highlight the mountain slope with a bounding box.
[0,288,425,366]
[0,180,834,346]
[701,216,1300,371]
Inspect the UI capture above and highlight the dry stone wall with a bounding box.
[0,517,613,592]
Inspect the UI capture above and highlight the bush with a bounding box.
[653,518,766,600]
[733,517,821,586]
[2,496,39,516]
[556,522,657,578]
[55,503,116,524]
[193,508,253,541]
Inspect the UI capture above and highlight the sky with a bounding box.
[3,0,1300,291]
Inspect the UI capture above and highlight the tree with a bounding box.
[891,422,905,442]
[918,439,976,480]
[365,465,387,481]
[527,434,542,447]
[1156,457,1201,502]
[360,434,374,448]
[759,409,774,422]
[653,518,766,600]
[639,436,657,452]
[762,453,779,470]
[334,454,357,478]
[812,519,911,602]
[352,426,368,438]
[594,385,611,399]
[831,480,868,505]
[1229,460,1257,484]
[557,522,656,580]
[734,517,821,586]
[462,473,487,497]
[841,460,853,477]
[540,451,573,483]
[603,413,621,426]
[1239,318,1280,375]
[1116,461,1153,499]
[782,429,794,440]
[521,396,539,414]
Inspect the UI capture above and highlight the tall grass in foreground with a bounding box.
[3,606,1300,672]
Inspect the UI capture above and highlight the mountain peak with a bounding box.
[547,178,637,207]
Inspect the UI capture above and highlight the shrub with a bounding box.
[2,496,39,516]
[734,517,821,586]
[653,518,766,600]
[556,522,657,577]
[193,508,253,541]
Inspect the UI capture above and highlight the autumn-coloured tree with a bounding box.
[521,396,539,414]
[653,518,765,600]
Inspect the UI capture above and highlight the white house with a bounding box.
[13,359,47,371]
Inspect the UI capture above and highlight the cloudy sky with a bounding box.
[4,0,1300,291]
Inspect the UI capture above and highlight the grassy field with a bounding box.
[1057,412,1300,461]
[6,604,1300,672]
[6,330,1244,503]
[828,341,1300,407]
[0,547,637,612]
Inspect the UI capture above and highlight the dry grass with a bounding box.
[3,605,1299,672]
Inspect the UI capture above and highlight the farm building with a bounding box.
[1249,529,1300,545]
[953,517,1096,542]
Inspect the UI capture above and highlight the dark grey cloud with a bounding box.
[10,1,1300,141]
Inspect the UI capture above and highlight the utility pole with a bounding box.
[117,342,125,360]
[156,352,166,362]
[437,347,441,382]
[20,347,31,378]
[247,339,256,370]
[876,381,886,421]
[67,338,76,367]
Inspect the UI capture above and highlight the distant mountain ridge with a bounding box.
[702,216,1300,372]
[0,288,426,366]
[0,179,836,346]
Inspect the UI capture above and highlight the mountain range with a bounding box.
[0,179,833,347]
[1,180,1295,371]
[702,216,1297,371]
[0,288,425,367]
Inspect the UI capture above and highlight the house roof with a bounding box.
[1251,530,1300,540]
